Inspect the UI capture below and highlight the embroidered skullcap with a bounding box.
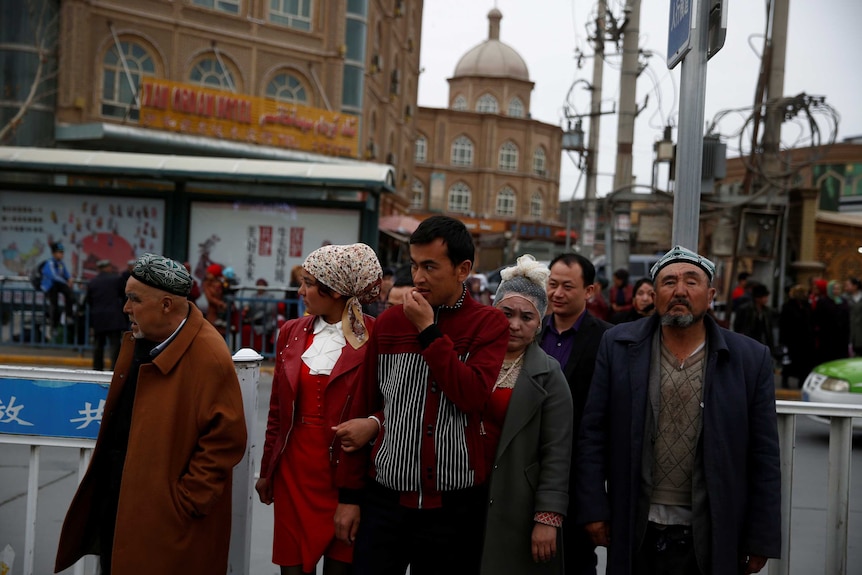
[303,243,382,349]
[650,245,715,283]
[50,242,64,252]
[494,254,550,317]
[130,253,193,297]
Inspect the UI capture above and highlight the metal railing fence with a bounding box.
[773,400,861,575]
[0,351,262,575]
[0,278,303,359]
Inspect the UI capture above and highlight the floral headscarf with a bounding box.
[302,243,382,348]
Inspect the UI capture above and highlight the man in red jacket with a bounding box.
[335,216,509,575]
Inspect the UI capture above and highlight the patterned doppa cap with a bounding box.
[131,253,193,297]
[650,245,716,282]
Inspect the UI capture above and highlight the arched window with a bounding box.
[498,141,519,171]
[101,40,155,119]
[452,95,467,111]
[189,57,236,91]
[448,182,472,213]
[496,187,516,216]
[414,135,427,163]
[530,192,543,218]
[508,97,524,118]
[266,72,308,103]
[533,147,547,176]
[451,136,474,167]
[476,93,498,114]
[270,0,313,30]
[411,178,424,209]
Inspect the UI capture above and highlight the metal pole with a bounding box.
[774,412,796,575]
[582,0,607,260]
[228,348,263,575]
[672,0,710,249]
[826,416,852,575]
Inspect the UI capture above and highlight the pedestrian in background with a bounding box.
[41,241,75,328]
[617,277,655,323]
[779,284,815,388]
[480,255,572,575]
[608,268,633,324]
[85,259,127,371]
[576,246,781,575]
[813,279,850,364]
[363,266,395,317]
[203,262,227,332]
[733,283,776,354]
[256,243,381,575]
[845,277,862,356]
[585,276,610,322]
[55,253,247,575]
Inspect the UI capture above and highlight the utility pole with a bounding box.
[762,0,789,198]
[612,0,640,192]
[611,0,641,274]
[581,0,607,260]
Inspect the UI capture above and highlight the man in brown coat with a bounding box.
[55,253,247,574]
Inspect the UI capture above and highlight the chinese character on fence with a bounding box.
[69,399,106,429]
[0,396,34,426]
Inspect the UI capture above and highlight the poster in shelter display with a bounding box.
[187,202,361,292]
[0,191,165,279]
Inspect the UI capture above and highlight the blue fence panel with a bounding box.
[0,377,108,439]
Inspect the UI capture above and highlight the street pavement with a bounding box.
[1,346,854,575]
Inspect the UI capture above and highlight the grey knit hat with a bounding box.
[494,255,550,317]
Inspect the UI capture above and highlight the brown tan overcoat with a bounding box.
[55,304,247,574]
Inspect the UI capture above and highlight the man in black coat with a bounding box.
[85,260,129,370]
[539,253,611,575]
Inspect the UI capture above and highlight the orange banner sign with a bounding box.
[140,79,358,158]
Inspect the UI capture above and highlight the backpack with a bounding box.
[29,259,48,291]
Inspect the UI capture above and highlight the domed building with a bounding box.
[408,9,563,270]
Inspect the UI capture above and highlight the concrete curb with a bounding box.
[0,354,92,368]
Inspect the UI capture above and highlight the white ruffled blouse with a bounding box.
[300,317,346,375]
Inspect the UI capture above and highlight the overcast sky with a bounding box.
[418,0,862,202]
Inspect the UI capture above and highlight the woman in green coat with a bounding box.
[480,255,574,574]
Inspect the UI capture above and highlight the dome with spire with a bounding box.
[452,8,530,82]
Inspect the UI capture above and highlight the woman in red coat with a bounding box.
[256,243,382,575]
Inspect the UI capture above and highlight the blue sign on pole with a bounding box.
[667,0,693,69]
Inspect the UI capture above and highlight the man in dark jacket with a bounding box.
[85,260,129,370]
[576,246,781,575]
[539,252,611,575]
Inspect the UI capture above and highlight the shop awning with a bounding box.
[0,146,396,192]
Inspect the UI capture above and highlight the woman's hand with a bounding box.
[332,417,379,452]
[531,523,558,563]
[334,503,361,545]
[254,476,273,505]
